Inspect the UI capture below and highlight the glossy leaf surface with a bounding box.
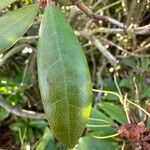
[0,4,38,53]
[37,5,92,148]
[0,0,17,10]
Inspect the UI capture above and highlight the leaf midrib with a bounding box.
[50,7,72,146]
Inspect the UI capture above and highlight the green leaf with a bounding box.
[89,108,115,125]
[36,127,55,150]
[27,127,34,143]
[121,58,136,69]
[30,120,48,128]
[9,122,25,131]
[0,107,9,121]
[0,0,17,10]
[103,77,117,91]
[91,128,117,137]
[87,109,117,136]
[120,78,133,89]
[74,136,118,150]
[0,4,38,53]
[140,57,150,71]
[98,102,128,124]
[142,85,150,97]
[37,5,92,149]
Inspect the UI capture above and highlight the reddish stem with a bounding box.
[144,103,150,126]
[37,0,47,8]
[37,0,56,8]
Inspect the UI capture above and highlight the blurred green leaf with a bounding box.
[9,119,47,145]
[0,107,9,121]
[36,127,55,150]
[89,108,115,125]
[30,120,48,128]
[142,85,150,98]
[87,108,117,135]
[0,4,38,53]
[122,58,136,69]
[9,122,25,131]
[140,57,150,71]
[103,77,117,91]
[0,0,17,10]
[98,102,128,124]
[105,93,119,101]
[103,78,119,101]
[27,127,34,143]
[73,136,118,150]
[120,78,133,89]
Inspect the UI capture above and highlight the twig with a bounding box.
[126,0,147,26]
[93,133,119,139]
[91,36,117,66]
[126,98,150,119]
[88,24,150,35]
[20,36,39,42]
[143,102,150,126]
[114,73,123,100]
[105,16,125,28]
[126,0,139,26]
[134,43,150,53]
[97,0,122,12]
[79,30,117,66]
[136,24,150,35]
[0,44,27,67]
[94,62,105,106]
[0,95,45,119]
[123,95,131,124]
[121,0,129,13]
[121,140,126,150]
[92,0,103,9]
[93,89,123,105]
[100,38,126,52]
[90,28,125,34]
[74,0,126,28]
[117,54,150,58]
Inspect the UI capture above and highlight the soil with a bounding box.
[0,126,20,150]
